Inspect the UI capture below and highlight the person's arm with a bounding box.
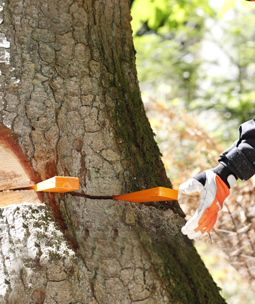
[179,119,255,239]
[219,119,255,180]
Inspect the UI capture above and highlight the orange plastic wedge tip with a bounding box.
[113,187,178,203]
[29,176,79,193]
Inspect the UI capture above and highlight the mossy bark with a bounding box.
[0,0,226,303]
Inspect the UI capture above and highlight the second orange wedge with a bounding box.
[113,187,178,203]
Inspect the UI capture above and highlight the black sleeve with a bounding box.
[219,119,255,180]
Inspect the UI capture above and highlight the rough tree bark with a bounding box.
[0,0,226,303]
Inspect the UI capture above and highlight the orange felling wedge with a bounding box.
[29,176,79,193]
[113,187,178,203]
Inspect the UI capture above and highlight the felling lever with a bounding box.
[28,176,79,193]
[113,187,178,203]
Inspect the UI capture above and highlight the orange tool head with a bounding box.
[31,176,79,193]
[113,187,178,203]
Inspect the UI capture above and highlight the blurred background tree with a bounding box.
[193,1,255,141]
[131,0,255,144]
[131,0,255,303]
[131,0,210,113]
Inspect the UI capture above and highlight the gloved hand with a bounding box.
[179,164,237,239]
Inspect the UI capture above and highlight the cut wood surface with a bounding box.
[0,141,42,208]
[0,190,42,208]
[0,144,34,191]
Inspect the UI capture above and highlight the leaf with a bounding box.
[218,0,235,19]
[148,7,164,30]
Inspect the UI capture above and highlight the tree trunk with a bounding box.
[0,0,226,303]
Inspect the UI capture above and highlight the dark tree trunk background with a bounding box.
[0,0,226,303]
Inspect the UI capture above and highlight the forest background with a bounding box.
[131,0,255,303]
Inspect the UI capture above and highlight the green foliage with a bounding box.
[132,0,255,143]
[131,0,213,35]
[217,0,235,19]
[190,7,255,141]
[131,0,212,112]
[134,34,201,105]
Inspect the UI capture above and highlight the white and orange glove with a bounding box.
[179,164,237,239]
